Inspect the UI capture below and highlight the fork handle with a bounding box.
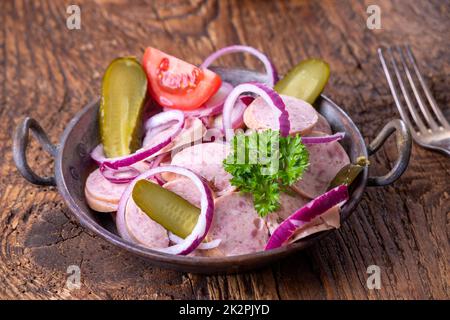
[367,119,412,187]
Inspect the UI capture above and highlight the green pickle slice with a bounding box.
[100,57,147,158]
[274,58,330,104]
[132,180,199,238]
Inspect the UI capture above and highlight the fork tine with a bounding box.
[378,47,426,134]
[387,47,429,133]
[396,46,439,131]
[377,48,415,132]
[405,45,450,129]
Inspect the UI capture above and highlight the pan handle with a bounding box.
[367,119,412,187]
[13,117,58,186]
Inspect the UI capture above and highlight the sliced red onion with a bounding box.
[181,82,233,118]
[302,132,345,145]
[99,161,157,184]
[168,232,221,250]
[91,111,184,170]
[222,82,290,141]
[213,97,248,132]
[148,154,167,185]
[181,105,222,118]
[240,95,255,106]
[145,110,184,132]
[201,115,219,130]
[230,98,247,129]
[153,175,165,186]
[100,165,141,184]
[116,165,215,255]
[201,45,278,87]
[149,153,167,169]
[200,116,213,128]
[265,185,349,250]
[203,82,233,107]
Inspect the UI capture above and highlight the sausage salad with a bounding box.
[85,46,356,256]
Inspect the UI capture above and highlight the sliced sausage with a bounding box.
[206,192,269,256]
[243,94,318,135]
[85,168,129,212]
[163,177,204,208]
[312,113,332,134]
[169,142,233,194]
[292,131,350,199]
[160,170,177,183]
[265,192,309,235]
[125,198,169,249]
[85,189,119,213]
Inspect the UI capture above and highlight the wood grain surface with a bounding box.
[0,0,449,300]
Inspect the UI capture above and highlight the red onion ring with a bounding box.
[301,132,345,145]
[116,165,215,255]
[91,111,184,170]
[152,175,165,186]
[200,116,213,129]
[149,153,167,169]
[100,165,141,184]
[145,110,184,132]
[148,153,168,185]
[222,82,290,141]
[265,185,349,250]
[180,82,233,118]
[168,232,221,250]
[201,45,279,87]
[213,98,248,132]
[100,161,163,185]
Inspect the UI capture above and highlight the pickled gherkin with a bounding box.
[100,57,147,158]
[132,180,199,238]
[328,157,369,190]
[275,58,330,104]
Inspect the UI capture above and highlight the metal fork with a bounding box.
[378,45,450,156]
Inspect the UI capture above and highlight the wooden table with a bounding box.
[1,0,448,300]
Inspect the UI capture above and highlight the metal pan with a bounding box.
[13,68,412,273]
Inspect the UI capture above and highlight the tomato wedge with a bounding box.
[142,47,222,110]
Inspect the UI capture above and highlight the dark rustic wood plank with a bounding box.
[0,0,448,300]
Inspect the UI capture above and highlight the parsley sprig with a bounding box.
[223,130,309,217]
